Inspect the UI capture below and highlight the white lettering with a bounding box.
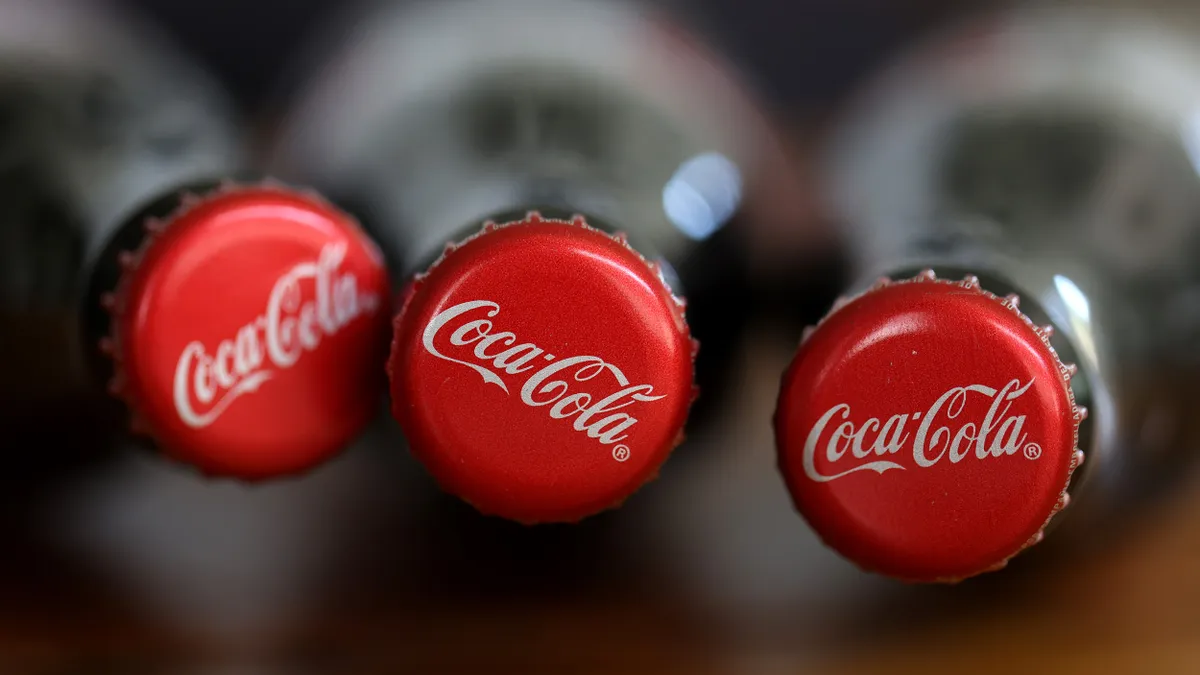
[801,379,1036,482]
[172,243,380,428]
[423,300,668,447]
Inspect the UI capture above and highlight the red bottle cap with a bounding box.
[102,183,391,479]
[775,270,1086,582]
[388,212,696,524]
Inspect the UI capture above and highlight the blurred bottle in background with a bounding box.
[0,0,404,660]
[0,0,240,494]
[781,0,1200,581]
[0,1,261,587]
[621,0,1200,653]
[0,0,395,483]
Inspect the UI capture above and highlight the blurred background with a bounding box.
[4,0,1200,672]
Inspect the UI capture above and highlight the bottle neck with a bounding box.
[309,65,744,282]
[408,205,682,298]
[861,219,1120,379]
[0,59,243,260]
[394,181,627,276]
[0,9,241,438]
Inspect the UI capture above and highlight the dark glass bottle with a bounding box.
[266,0,806,426]
[0,4,401,653]
[0,1,242,503]
[266,0,796,595]
[786,3,1200,580]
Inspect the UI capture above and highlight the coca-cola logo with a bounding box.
[802,378,1040,482]
[422,300,666,456]
[173,242,381,428]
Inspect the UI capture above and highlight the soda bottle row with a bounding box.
[2,0,1198,592]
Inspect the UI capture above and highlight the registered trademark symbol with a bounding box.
[1024,442,1042,460]
[613,445,631,462]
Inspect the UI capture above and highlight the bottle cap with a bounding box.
[388,212,696,523]
[775,270,1085,582]
[102,183,391,479]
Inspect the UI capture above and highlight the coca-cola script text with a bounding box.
[173,243,380,428]
[422,300,666,446]
[802,379,1037,482]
